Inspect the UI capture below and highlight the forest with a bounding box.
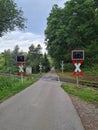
[45,0,98,70]
[0,44,50,74]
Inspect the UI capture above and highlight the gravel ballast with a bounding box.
[70,95,98,130]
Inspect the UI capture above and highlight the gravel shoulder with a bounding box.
[70,95,98,130]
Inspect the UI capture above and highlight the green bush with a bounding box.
[0,76,19,90]
[0,75,37,102]
[64,63,74,72]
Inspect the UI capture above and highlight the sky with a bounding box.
[0,0,68,54]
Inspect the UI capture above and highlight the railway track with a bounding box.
[0,71,20,78]
[0,71,98,88]
[59,77,98,88]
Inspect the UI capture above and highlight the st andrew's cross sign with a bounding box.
[71,50,84,76]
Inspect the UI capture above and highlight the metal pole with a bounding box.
[21,74,23,83]
[76,74,79,88]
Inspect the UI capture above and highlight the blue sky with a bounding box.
[0,0,68,53]
[15,0,66,35]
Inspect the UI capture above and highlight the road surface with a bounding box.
[0,71,84,130]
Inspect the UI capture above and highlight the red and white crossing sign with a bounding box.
[17,63,25,75]
[71,50,84,76]
[72,60,83,76]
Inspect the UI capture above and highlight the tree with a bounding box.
[94,0,98,8]
[42,53,50,72]
[0,0,26,36]
[36,44,42,54]
[45,4,66,68]
[26,44,43,73]
[45,0,98,68]
[1,49,11,68]
[10,45,19,67]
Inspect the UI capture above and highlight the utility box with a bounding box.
[71,50,84,60]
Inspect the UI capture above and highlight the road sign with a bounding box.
[17,57,25,83]
[71,50,84,60]
[39,63,42,73]
[72,60,83,76]
[39,64,42,70]
[17,63,25,75]
[71,50,84,87]
[60,60,64,73]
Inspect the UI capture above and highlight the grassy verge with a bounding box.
[0,75,37,103]
[61,83,98,103]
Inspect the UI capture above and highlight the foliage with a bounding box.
[45,0,98,68]
[26,44,50,73]
[42,53,50,72]
[0,0,26,36]
[10,45,19,67]
[1,45,28,73]
[83,64,98,75]
[0,50,12,71]
[0,44,51,74]
[26,44,43,73]
[0,53,6,69]
[64,63,74,72]
[0,75,37,102]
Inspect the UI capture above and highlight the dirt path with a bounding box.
[70,95,98,130]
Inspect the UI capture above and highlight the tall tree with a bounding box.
[94,0,98,8]
[27,44,43,73]
[45,4,66,67]
[0,0,26,36]
[45,0,98,68]
[11,45,19,67]
[3,49,11,66]
[42,53,50,72]
[36,44,42,54]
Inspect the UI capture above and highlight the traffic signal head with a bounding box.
[16,55,25,63]
[71,50,84,60]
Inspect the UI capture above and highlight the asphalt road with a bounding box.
[0,71,84,130]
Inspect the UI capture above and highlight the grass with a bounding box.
[57,71,74,79]
[61,83,98,103]
[58,69,98,103]
[0,75,37,103]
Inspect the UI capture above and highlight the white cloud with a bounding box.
[0,0,68,54]
[0,31,47,54]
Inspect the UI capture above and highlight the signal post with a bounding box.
[16,55,25,83]
[71,50,84,87]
